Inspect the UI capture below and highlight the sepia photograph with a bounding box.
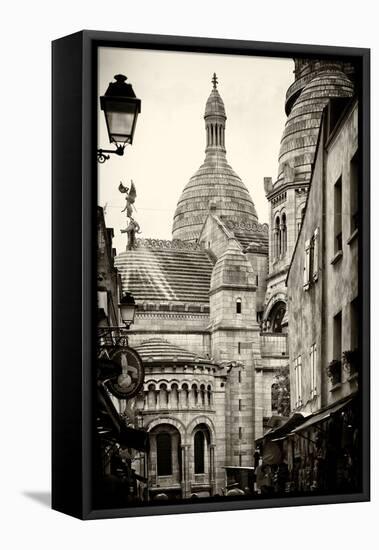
[95,45,362,510]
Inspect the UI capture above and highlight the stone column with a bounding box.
[180,445,186,497]
[171,433,179,483]
[210,444,216,495]
[181,444,191,498]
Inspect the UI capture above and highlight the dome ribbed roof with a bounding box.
[275,67,354,190]
[172,75,258,242]
[134,338,211,363]
[205,88,226,117]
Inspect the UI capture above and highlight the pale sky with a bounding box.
[98,47,293,253]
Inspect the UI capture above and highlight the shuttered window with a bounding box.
[313,228,319,281]
[310,344,317,397]
[303,239,311,289]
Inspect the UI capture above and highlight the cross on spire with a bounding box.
[212,72,218,89]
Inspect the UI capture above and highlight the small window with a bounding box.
[238,370,242,384]
[238,399,242,411]
[239,427,242,440]
[238,342,241,355]
[236,298,242,314]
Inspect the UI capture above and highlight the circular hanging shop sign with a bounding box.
[107,347,145,399]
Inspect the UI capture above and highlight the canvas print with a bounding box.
[95,46,361,509]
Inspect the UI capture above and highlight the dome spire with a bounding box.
[172,75,258,242]
[204,74,226,153]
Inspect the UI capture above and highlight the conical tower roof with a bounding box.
[275,62,354,190]
[172,74,258,242]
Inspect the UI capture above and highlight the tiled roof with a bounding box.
[114,239,213,303]
[134,338,211,363]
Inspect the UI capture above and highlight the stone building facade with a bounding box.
[115,77,269,498]
[283,98,359,493]
[111,62,358,499]
[258,59,355,435]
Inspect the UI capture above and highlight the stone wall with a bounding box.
[286,119,325,415]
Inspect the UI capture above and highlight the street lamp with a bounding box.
[98,74,141,163]
[119,291,137,328]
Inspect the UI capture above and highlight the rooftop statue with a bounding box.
[119,180,141,249]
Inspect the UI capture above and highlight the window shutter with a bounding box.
[313,228,319,281]
[313,345,317,394]
[303,239,311,289]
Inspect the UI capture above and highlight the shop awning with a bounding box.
[290,397,354,435]
[98,385,150,452]
[259,412,310,443]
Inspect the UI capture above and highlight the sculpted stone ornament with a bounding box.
[119,179,137,218]
[121,217,141,250]
[119,180,141,249]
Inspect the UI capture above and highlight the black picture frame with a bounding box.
[52,30,370,520]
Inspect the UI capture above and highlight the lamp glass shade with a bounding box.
[119,293,136,327]
[101,97,140,145]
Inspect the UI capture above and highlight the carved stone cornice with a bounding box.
[135,238,202,250]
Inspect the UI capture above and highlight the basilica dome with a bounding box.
[172,74,258,243]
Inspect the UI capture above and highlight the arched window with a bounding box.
[182,383,189,408]
[200,384,206,407]
[156,433,172,476]
[207,385,212,407]
[270,301,286,333]
[194,431,205,474]
[191,384,198,407]
[282,213,287,255]
[236,298,242,314]
[275,216,280,259]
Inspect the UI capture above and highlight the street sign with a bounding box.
[107,347,145,399]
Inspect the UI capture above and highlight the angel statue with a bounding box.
[119,180,137,219]
[119,180,141,249]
